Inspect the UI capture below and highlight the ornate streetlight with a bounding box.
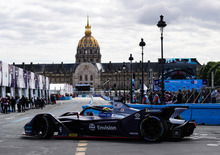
[122,62,126,103]
[118,69,121,96]
[129,54,134,103]
[157,15,167,104]
[114,71,118,96]
[139,38,146,104]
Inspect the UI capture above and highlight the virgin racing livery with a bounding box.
[24,103,196,142]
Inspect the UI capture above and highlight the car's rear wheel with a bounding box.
[35,116,54,139]
[140,116,167,142]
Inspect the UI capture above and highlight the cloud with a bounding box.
[0,0,220,64]
[132,0,220,29]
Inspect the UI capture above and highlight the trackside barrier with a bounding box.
[83,102,220,125]
[59,96,73,100]
[126,103,220,125]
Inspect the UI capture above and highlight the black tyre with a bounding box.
[34,116,54,139]
[140,116,167,142]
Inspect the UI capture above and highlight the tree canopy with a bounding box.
[199,61,220,86]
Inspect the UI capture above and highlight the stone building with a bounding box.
[16,19,201,92]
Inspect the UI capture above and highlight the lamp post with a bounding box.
[114,71,118,96]
[157,15,167,104]
[122,62,126,103]
[129,54,134,103]
[118,69,121,96]
[139,38,146,104]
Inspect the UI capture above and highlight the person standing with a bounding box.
[176,90,183,104]
[20,96,26,112]
[17,96,21,112]
[153,92,161,104]
[2,98,8,114]
[143,93,150,104]
[10,97,16,112]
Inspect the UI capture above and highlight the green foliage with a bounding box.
[198,61,220,86]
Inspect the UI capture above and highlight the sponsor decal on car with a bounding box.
[89,123,96,131]
[134,113,141,120]
[89,123,117,131]
[68,133,78,137]
[97,125,117,131]
[129,132,139,136]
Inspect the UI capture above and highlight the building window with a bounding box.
[90,75,93,81]
[90,59,93,62]
[79,75,82,81]
[85,75,88,81]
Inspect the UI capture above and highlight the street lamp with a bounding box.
[114,71,118,96]
[118,69,121,96]
[139,38,146,104]
[122,62,126,103]
[157,15,167,104]
[129,54,134,103]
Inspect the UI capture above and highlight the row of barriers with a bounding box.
[99,95,220,125]
[127,103,220,125]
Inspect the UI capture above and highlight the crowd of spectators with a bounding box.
[134,88,220,104]
[0,95,55,114]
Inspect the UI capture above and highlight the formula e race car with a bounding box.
[24,102,196,142]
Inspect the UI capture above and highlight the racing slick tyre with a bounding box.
[34,116,54,139]
[140,116,167,142]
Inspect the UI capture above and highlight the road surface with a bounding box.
[1,97,220,155]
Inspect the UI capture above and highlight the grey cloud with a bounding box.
[135,0,220,30]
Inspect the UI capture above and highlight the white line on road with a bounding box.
[75,140,88,155]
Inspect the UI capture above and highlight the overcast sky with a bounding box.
[0,0,220,65]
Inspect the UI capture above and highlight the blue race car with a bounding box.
[24,101,196,142]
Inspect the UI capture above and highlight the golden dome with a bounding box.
[78,36,99,48]
[77,17,99,48]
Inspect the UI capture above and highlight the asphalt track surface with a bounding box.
[1,97,220,155]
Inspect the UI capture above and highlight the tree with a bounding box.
[198,61,220,86]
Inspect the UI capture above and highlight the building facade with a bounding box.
[16,19,201,92]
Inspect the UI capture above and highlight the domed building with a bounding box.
[73,18,102,89]
[75,18,101,63]
[16,18,201,92]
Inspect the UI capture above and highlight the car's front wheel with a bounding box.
[34,116,54,139]
[140,116,167,142]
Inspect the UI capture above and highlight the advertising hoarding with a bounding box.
[154,79,207,92]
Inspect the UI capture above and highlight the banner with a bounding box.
[29,72,35,89]
[154,79,207,92]
[17,68,25,88]
[46,77,50,90]
[23,70,28,88]
[39,75,43,89]
[8,64,15,87]
[0,61,2,86]
[2,62,9,87]
[35,74,39,89]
